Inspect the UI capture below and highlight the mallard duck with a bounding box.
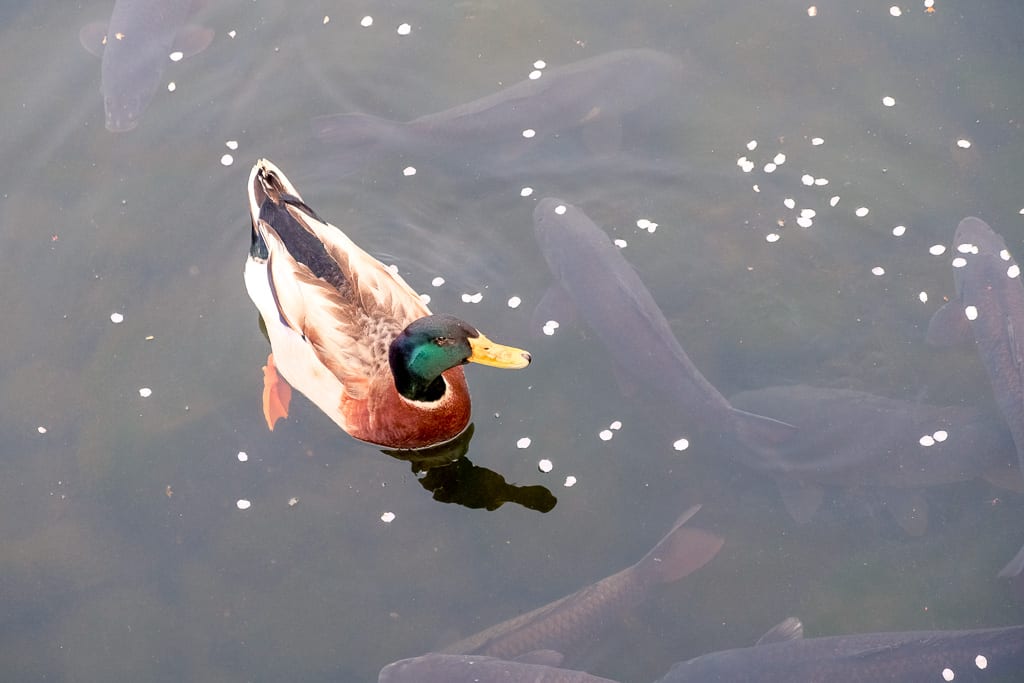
[244,159,531,449]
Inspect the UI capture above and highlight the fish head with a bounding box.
[950,216,1016,297]
[103,92,145,132]
[97,27,175,133]
[953,217,1007,258]
[99,49,162,132]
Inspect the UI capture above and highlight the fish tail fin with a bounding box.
[731,407,798,452]
[311,112,405,149]
[637,505,724,585]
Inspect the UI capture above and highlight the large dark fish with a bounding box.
[727,384,1022,535]
[79,0,214,131]
[313,49,687,156]
[379,651,620,683]
[532,197,796,453]
[926,217,1024,576]
[441,505,723,661]
[657,617,1024,683]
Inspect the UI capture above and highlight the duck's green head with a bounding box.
[389,314,531,402]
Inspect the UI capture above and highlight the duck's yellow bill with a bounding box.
[467,333,532,369]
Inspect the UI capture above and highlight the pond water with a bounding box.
[1,1,1022,681]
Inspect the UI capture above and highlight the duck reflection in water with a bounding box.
[382,424,557,513]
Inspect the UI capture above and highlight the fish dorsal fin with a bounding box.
[879,490,929,536]
[79,21,108,56]
[756,617,804,645]
[172,24,215,58]
[671,504,701,527]
[997,543,1024,578]
[635,505,724,585]
[530,282,578,338]
[1008,318,1024,369]
[775,478,824,524]
[731,407,799,448]
[983,462,1024,493]
[926,301,973,347]
[513,650,564,666]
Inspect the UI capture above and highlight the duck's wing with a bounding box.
[258,220,379,398]
[297,208,431,326]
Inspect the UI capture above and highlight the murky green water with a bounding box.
[1,2,1022,681]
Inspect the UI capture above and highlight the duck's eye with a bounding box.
[435,337,448,346]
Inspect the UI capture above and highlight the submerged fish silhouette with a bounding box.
[313,49,686,160]
[441,505,723,661]
[926,217,1024,576]
[727,384,1022,535]
[80,0,214,132]
[532,197,796,453]
[657,618,1024,683]
[379,651,619,683]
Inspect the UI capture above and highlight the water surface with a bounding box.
[1,2,1022,681]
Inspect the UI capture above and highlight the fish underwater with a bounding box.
[656,618,1024,683]
[440,505,723,662]
[313,49,688,164]
[727,384,1022,535]
[379,651,620,683]
[532,197,796,453]
[80,0,214,131]
[926,217,1024,576]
